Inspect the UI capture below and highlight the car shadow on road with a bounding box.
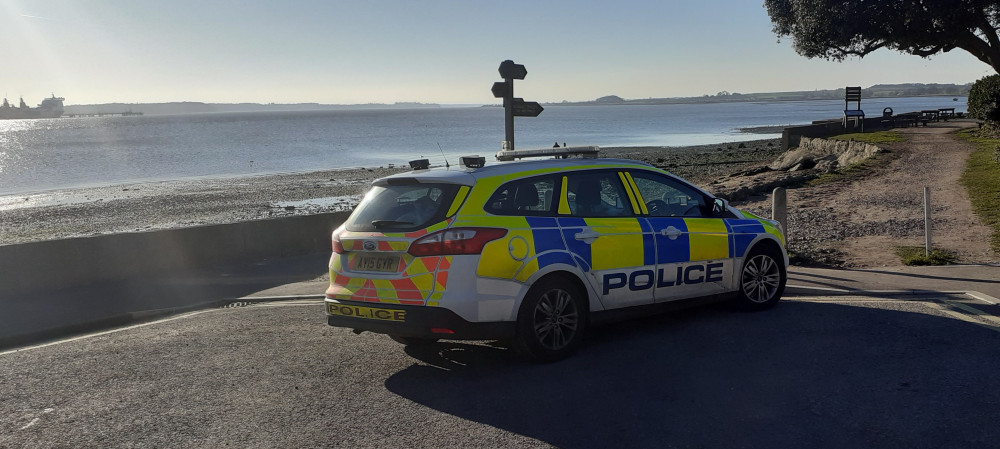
[385,299,1000,448]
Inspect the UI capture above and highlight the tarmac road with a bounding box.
[3,294,1000,448]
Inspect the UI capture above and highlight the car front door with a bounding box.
[625,170,734,302]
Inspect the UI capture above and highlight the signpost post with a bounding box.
[491,60,543,151]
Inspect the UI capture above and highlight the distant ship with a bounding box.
[0,94,65,119]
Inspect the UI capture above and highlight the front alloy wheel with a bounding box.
[736,247,785,310]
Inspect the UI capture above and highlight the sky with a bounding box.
[0,0,993,106]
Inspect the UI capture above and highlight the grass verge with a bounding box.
[829,131,905,145]
[956,128,1000,253]
[894,246,958,266]
[803,131,902,187]
[806,151,893,187]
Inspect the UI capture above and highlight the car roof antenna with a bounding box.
[437,142,450,168]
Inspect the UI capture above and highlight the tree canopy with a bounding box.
[764,0,1000,74]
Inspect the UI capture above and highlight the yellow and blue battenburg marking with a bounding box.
[724,219,768,258]
[515,216,731,273]
[476,215,776,283]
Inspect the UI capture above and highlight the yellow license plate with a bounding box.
[353,252,400,272]
[327,303,406,322]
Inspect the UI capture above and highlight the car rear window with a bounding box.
[346,183,460,232]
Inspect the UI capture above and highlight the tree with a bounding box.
[764,0,1000,74]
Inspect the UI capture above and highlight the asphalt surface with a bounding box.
[3,256,1000,448]
[3,231,998,354]
[3,291,1000,448]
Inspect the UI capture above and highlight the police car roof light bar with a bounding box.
[461,156,487,168]
[495,145,600,161]
[409,159,430,170]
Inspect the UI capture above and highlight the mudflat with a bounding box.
[0,139,784,245]
[1,123,996,268]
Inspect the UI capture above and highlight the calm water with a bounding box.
[0,96,966,196]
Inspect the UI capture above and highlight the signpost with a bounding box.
[512,98,543,117]
[491,60,543,151]
[498,60,527,80]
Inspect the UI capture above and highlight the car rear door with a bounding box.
[556,169,656,309]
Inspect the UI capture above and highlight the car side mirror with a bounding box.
[712,198,729,217]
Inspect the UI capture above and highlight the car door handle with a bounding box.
[660,226,682,240]
[575,228,600,244]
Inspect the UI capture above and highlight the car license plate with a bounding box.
[327,303,406,322]
[353,252,400,272]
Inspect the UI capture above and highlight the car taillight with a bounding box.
[407,228,507,257]
[332,228,345,254]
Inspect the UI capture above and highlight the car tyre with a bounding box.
[736,245,786,310]
[514,277,587,362]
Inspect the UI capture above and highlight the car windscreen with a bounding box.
[345,182,460,232]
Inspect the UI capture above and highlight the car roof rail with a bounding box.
[495,145,600,161]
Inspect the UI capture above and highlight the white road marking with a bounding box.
[19,408,54,430]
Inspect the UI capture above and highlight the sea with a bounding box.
[0,96,966,197]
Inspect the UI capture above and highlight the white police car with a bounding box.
[326,146,787,361]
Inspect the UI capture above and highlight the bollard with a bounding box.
[772,187,787,239]
[924,187,932,257]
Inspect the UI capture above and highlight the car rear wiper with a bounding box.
[372,220,414,228]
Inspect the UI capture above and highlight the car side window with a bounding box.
[565,171,632,217]
[629,171,710,217]
[485,176,557,216]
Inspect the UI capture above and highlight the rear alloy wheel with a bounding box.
[515,277,587,362]
[736,246,786,310]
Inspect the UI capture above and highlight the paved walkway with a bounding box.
[241,258,1000,305]
[5,253,998,350]
[786,264,1000,303]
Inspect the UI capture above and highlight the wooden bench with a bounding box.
[896,112,920,127]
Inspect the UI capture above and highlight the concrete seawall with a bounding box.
[781,117,886,150]
[0,211,351,297]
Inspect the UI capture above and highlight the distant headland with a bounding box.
[61,83,971,116]
[63,101,441,116]
[551,83,971,106]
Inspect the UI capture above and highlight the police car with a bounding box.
[325,146,787,362]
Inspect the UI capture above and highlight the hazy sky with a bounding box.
[0,0,992,105]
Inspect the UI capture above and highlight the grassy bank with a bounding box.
[957,128,1000,252]
[806,131,902,186]
[829,130,904,145]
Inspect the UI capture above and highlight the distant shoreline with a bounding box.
[63,83,969,116]
[0,139,782,245]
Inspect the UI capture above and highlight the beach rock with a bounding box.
[815,155,840,172]
[770,137,883,171]
[729,166,772,177]
[788,158,816,172]
[713,171,816,202]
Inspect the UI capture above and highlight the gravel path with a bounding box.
[737,120,998,267]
